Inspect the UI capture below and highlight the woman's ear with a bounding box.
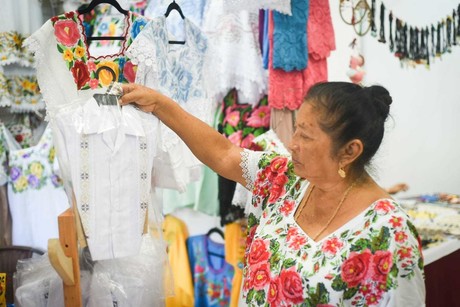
[340,139,363,165]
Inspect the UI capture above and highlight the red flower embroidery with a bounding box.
[365,293,382,306]
[395,231,408,243]
[64,11,75,19]
[54,19,80,47]
[250,263,271,290]
[397,246,413,260]
[269,156,289,174]
[267,277,284,306]
[280,199,295,216]
[268,182,286,203]
[341,249,372,288]
[322,237,344,256]
[374,200,395,214]
[279,269,304,304]
[248,238,270,265]
[287,234,307,250]
[71,61,90,90]
[389,216,403,228]
[371,250,392,282]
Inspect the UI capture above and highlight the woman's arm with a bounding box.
[120,83,246,186]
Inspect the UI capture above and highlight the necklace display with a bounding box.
[296,182,356,241]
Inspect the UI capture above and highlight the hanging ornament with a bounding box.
[346,38,366,84]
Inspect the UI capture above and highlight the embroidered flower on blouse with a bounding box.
[52,12,143,90]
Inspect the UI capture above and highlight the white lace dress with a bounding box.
[127,16,213,191]
[202,0,267,106]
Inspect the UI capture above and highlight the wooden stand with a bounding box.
[48,208,82,307]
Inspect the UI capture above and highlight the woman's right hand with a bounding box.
[120,83,170,114]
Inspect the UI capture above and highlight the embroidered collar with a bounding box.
[50,11,148,90]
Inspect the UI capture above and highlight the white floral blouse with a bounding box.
[239,150,425,306]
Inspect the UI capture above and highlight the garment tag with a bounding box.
[93,94,120,107]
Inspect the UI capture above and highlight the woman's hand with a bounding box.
[120,83,169,114]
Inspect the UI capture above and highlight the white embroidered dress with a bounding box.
[202,0,267,106]
[127,16,213,190]
[25,11,169,262]
[0,124,68,251]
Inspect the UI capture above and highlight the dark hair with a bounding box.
[304,82,392,178]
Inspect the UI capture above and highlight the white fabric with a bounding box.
[0,0,43,34]
[127,16,212,188]
[0,124,69,251]
[202,0,267,106]
[223,0,292,15]
[24,13,175,260]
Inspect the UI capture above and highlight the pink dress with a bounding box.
[268,0,335,110]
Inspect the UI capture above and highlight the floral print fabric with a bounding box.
[51,11,147,90]
[239,151,425,306]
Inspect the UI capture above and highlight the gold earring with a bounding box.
[338,167,346,178]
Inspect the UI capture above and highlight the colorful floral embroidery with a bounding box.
[51,11,146,90]
[0,31,35,66]
[241,153,424,306]
[219,89,271,149]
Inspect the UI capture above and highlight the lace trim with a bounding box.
[223,0,292,15]
[125,34,158,67]
[240,149,253,191]
[23,34,53,121]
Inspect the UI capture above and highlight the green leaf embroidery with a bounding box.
[370,227,390,252]
[57,44,64,53]
[223,123,235,136]
[343,286,358,299]
[282,258,296,269]
[350,238,371,252]
[254,290,265,305]
[331,275,347,291]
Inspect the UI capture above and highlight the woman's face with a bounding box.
[288,102,340,184]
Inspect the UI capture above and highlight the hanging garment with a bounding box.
[268,0,335,110]
[25,10,174,261]
[144,0,208,28]
[222,0,292,16]
[272,0,309,71]
[187,234,234,307]
[0,124,68,250]
[0,31,35,67]
[202,0,267,106]
[224,222,247,307]
[163,215,194,307]
[127,16,213,190]
[218,89,270,225]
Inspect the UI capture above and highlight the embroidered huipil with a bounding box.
[187,234,234,307]
[202,0,267,106]
[25,11,171,260]
[127,16,212,191]
[0,124,68,250]
[237,150,425,306]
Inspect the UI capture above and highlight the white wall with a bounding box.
[328,0,460,196]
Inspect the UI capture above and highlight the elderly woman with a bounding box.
[121,82,425,306]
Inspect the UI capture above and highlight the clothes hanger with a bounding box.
[206,227,225,258]
[78,0,128,42]
[164,1,186,45]
[164,0,185,19]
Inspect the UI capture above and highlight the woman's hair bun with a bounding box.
[366,85,392,119]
